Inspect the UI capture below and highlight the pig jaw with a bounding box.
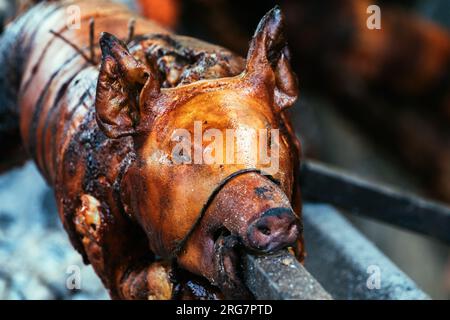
[177,172,301,299]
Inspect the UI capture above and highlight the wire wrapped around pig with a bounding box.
[0,0,303,299]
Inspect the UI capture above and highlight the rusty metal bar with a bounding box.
[243,250,333,300]
[300,160,450,244]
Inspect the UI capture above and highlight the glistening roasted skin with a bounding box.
[0,0,302,299]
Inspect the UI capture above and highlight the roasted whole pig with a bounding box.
[0,0,302,299]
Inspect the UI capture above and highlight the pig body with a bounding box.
[0,0,302,299]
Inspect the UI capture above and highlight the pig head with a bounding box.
[95,7,302,298]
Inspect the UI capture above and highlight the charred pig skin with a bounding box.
[0,0,302,299]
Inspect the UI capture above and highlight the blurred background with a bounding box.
[0,0,449,299]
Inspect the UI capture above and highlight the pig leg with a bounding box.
[72,193,167,299]
[117,261,174,300]
[117,258,223,300]
[71,193,220,299]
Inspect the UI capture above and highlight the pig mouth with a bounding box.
[212,228,253,299]
[211,223,300,299]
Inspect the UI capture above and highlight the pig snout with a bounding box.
[203,172,301,254]
[213,172,301,254]
[246,207,299,252]
[176,172,301,298]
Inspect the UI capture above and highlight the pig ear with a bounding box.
[245,6,298,111]
[95,32,159,139]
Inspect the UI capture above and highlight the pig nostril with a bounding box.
[246,207,299,252]
[257,225,271,236]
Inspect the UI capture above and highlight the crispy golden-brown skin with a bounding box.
[1,0,302,299]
